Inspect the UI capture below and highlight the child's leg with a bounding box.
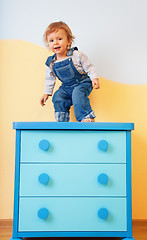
[52,87,72,122]
[72,81,95,122]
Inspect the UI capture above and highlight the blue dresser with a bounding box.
[11,122,135,240]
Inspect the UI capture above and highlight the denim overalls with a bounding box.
[45,47,95,122]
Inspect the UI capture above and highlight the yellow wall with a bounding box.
[0,40,147,219]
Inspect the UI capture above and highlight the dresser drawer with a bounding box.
[19,197,127,232]
[20,130,126,163]
[20,163,126,196]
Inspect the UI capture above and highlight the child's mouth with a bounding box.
[54,46,61,50]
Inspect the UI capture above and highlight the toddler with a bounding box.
[40,21,100,122]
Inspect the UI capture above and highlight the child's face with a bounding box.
[47,29,70,59]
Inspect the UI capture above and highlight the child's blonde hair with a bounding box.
[43,21,75,47]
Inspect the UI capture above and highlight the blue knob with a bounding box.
[98,208,109,220]
[38,208,49,220]
[98,173,108,185]
[38,173,49,185]
[98,140,108,151]
[39,139,50,151]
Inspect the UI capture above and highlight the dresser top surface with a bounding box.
[13,122,134,130]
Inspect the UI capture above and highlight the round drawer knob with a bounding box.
[39,139,50,151]
[38,208,49,220]
[98,208,109,220]
[98,173,108,185]
[98,140,109,151]
[38,173,50,185]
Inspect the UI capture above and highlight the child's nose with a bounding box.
[54,39,58,44]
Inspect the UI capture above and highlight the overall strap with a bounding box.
[45,54,56,67]
[67,47,78,56]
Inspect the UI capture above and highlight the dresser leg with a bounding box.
[10,238,22,240]
[122,237,135,240]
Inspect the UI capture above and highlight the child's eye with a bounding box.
[58,38,62,40]
[49,39,54,43]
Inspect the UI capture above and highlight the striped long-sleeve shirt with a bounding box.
[44,49,99,95]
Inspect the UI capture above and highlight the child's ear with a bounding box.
[68,40,72,48]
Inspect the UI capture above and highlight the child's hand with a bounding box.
[92,78,100,89]
[40,94,49,106]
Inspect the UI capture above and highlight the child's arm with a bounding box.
[78,51,100,88]
[40,94,50,106]
[40,66,56,106]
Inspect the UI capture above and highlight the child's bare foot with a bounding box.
[81,118,95,122]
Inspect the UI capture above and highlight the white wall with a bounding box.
[1,0,147,84]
